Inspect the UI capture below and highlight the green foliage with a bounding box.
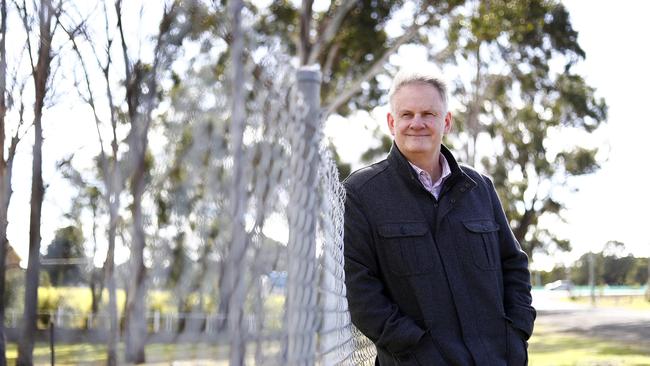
[43,225,86,286]
[36,286,62,328]
[444,0,608,258]
[568,252,647,287]
[253,1,461,115]
[540,240,648,287]
[360,134,393,165]
[537,265,568,286]
[4,269,25,311]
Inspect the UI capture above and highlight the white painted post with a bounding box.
[286,66,322,366]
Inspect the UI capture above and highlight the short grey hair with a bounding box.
[388,68,448,113]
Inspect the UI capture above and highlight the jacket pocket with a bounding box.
[506,317,528,365]
[378,222,432,276]
[462,219,500,270]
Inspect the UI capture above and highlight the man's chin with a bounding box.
[403,145,435,155]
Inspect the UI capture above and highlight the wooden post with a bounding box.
[49,320,55,366]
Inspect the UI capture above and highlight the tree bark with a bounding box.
[104,195,119,366]
[18,1,54,364]
[0,0,9,363]
[298,0,314,65]
[124,143,148,364]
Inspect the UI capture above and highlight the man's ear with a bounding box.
[443,112,453,134]
[387,112,396,136]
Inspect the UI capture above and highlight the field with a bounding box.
[7,287,650,364]
[529,325,650,366]
[5,326,650,365]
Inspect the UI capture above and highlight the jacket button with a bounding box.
[400,226,406,234]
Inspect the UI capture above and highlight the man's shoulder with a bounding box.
[458,163,491,186]
[343,159,391,191]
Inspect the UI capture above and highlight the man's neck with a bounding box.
[406,151,442,181]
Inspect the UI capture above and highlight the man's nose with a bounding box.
[410,115,426,128]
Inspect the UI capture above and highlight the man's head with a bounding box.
[387,68,452,167]
[388,69,449,114]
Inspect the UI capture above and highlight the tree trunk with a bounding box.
[465,46,482,167]
[298,0,314,65]
[513,208,535,258]
[88,204,103,317]
[0,0,9,363]
[105,203,119,366]
[124,156,148,364]
[17,1,53,364]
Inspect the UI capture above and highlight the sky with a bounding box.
[7,1,650,271]
[547,0,650,265]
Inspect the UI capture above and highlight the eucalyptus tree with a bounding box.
[255,0,464,116]
[60,0,207,363]
[42,225,85,285]
[442,0,607,258]
[57,159,104,314]
[0,0,29,363]
[351,0,607,259]
[12,0,67,364]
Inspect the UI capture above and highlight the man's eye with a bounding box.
[402,113,412,118]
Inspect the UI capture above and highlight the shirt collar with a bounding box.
[408,154,451,197]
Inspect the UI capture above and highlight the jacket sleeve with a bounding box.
[343,184,426,355]
[486,177,536,339]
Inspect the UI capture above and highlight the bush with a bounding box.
[37,286,62,328]
[4,268,25,311]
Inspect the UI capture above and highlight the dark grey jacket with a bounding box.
[343,144,535,366]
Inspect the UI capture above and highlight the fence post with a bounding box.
[153,311,160,333]
[646,256,650,301]
[287,65,322,366]
[49,320,55,366]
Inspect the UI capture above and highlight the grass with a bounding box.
[529,325,650,366]
[7,327,650,365]
[6,342,231,365]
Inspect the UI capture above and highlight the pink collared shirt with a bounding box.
[408,154,451,200]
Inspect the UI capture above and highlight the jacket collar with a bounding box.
[388,142,476,191]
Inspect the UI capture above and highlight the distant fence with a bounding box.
[4,310,270,335]
[532,286,648,297]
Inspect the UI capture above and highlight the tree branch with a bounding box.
[115,0,131,87]
[14,0,36,74]
[298,0,314,65]
[1,0,7,165]
[306,0,357,65]
[323,23,419,117]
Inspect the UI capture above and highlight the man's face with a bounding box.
[387,82,452,160]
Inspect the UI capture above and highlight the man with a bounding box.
[343,68,535,365]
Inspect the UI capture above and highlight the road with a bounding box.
[532,290,650,347]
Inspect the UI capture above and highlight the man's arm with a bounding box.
[486,178,536,339]
[343,185,426,355]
